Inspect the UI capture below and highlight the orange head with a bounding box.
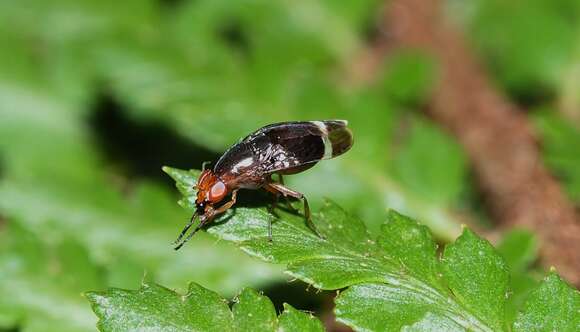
[195,170,228,219]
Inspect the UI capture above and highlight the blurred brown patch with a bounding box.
[351,0,580,284]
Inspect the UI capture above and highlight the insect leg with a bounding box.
[263,185,279,242]
[276,174,298,213]
[266,183,324,239]
[268,197,277,242]
[271,194,279,212]
[267,218,273,242]
[268,189,280,213]
[213,189,238,215]
[300,196,320,238]
[201,161,211,171]
[264,183,280,212]
[174,191,239,250]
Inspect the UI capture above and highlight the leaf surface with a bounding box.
[87,283,325,332]
[166,167,515,332]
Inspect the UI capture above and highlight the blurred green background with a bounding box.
[1,0,579,331]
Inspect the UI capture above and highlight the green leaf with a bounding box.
[0,221,100,332]
[278,304,324,332]
[496,229,540,324]
[380,51,436,107]
[464,0,580,98]
[513,273,580,332]
[334,226,507,332]
[377,210,441,290]
[232,288,277,332]
[496,229,538,272]
[441,229,509,331]
[87,283,233,332]
[165,167,515,332]
[390,118,468,206]
[167,167,574,331]
[335,283,467,332]
[86,282,325,332]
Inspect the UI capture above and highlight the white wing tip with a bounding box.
[324,119,348,125]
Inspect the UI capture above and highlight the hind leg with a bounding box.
[264,182,324,239]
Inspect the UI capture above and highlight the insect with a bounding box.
[173,120,354,250]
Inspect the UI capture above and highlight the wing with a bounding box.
[256,120,354,174]
[214,120,353,178]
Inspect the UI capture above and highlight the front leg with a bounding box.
[174,190,238,250]
[213,189,238,216]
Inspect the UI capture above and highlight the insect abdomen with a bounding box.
[310,120,353,160]
[322,120,353,158]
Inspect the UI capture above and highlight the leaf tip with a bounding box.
[238,287,261,299]
[140,270,153,286]
[458,225,479,239]
[83,291,95,300]
[162,165,184,177]
[84,290,109,312]
[544,270,565,285]
[84,290,102,301]
[186,281,207,295]
[162,166,178,179]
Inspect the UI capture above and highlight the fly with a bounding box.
[173,120,354,250]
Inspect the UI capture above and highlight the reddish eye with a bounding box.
[209,181,227,202]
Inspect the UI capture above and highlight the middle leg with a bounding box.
[276,174,299,213]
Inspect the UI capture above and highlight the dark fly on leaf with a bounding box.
[173,120,354,250]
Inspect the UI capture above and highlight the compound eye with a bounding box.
[209,181,227,202]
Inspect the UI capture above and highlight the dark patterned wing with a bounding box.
[213,120,353,181]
